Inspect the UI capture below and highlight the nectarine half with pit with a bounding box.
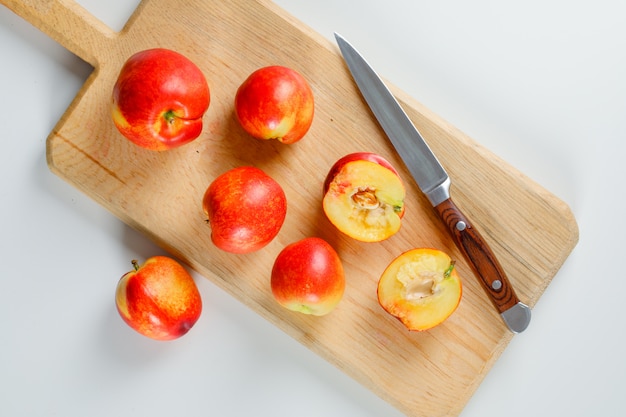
[378,248,462,331]
[323,152,405,242]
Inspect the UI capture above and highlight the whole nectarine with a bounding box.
[112,48,210,151]
[115,256,202,340]
[235,65,314,144]
[271,237,345,316]
[202,166,287,253]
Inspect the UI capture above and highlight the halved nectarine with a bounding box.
[323,152,405,242]
[378,248,462,331]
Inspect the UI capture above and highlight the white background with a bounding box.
[1,1,625,416]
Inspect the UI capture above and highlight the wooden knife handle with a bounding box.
[434,198,520,314]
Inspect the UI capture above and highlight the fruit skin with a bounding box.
[323,152,405,242]
[202,166,287,254]
[115,256,202,341]
[377,248,462,332]
[235,65,314,144]
[323,152,401,199]
[112,48,210,151]
[271,237,345,316]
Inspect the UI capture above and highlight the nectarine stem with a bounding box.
[164,110,177,124]
[444,261,456,279]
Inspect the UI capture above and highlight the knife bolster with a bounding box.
[425,177,451,206]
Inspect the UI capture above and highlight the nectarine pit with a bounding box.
[350,186,380,210]
[350,186,404,215]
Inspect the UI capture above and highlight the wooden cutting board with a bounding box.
[3,1,579,416]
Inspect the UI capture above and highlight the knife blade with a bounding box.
[335,33,531,333]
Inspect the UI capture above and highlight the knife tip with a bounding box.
[333,32,351,52]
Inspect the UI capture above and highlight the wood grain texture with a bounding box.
[2,0,579,416]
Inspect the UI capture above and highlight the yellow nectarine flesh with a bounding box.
[378,248,462,331]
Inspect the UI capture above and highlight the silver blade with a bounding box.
[335,33,450,207]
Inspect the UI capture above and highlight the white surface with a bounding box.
[1,0,624,416]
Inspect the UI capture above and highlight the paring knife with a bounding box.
[335,33,531,333]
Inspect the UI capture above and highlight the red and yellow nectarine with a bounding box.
[115,256,202,340]
[112,48,210,151]
[271,237,345,316]
[235,65,314,144]
[202,166,287,253]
